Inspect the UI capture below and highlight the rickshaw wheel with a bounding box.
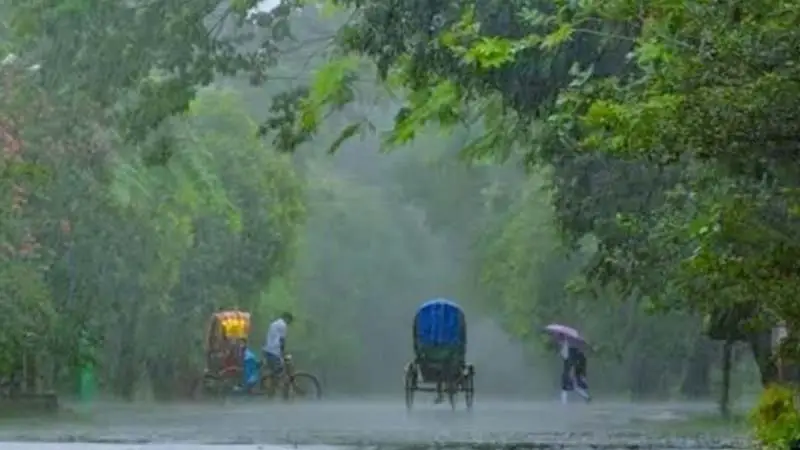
[199,373,221,400]
[404,363,417,412]
[200,372,226,402]
[196,372,221,398]
[463,365,475,411]
[209,366,241,402]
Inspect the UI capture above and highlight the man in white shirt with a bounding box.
[263,312,293,379]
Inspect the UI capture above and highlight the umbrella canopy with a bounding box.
[544,323,586,345]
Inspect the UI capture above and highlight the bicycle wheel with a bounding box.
[290,372,322,400]
[202,372,231,402]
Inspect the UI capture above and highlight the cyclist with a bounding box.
[262,312,294,381]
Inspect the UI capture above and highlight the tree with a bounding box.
[268,0,793,397]
[0,53,308,399]
[540,0,800,386]
[4,0,303,162]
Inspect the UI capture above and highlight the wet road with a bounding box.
[0,400,749,449]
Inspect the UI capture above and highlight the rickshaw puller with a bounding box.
[262,312,294,381]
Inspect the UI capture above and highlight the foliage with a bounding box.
[751,384,800,450]
[4,0,525,398]
[542,0,800,329]
[3,0,304,162]
[242,0,800,402]
[2,0,782,404]
[0,54,307,398]
[0,261,55,371]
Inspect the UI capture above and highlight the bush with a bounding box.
[751,384,800,450]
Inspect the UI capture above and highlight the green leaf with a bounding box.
[301,55,361,132]
[540,24,573,50]
[464,37,516,69]
[327,121,363,154]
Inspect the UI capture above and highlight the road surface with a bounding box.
[0,400,749,449]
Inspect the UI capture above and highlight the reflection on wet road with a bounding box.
[0,400,749,449]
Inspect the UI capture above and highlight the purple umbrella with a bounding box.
[544,324,586,346]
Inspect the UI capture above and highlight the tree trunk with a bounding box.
[116,313,141,401]
[22,351,38,394]
[680,338,713,398]
[147,358,171,401]
[719,340,732,418]
[117,350,138,401]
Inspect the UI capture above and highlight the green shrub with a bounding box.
[751,384,800,450]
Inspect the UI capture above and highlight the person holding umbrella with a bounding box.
[544,324,591,404]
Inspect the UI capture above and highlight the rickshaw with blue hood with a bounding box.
[404,298,475,411]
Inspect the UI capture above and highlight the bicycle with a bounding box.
[259,353,322,401]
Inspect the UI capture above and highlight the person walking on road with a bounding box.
[545,323,591,404]
[559,337,591,404]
